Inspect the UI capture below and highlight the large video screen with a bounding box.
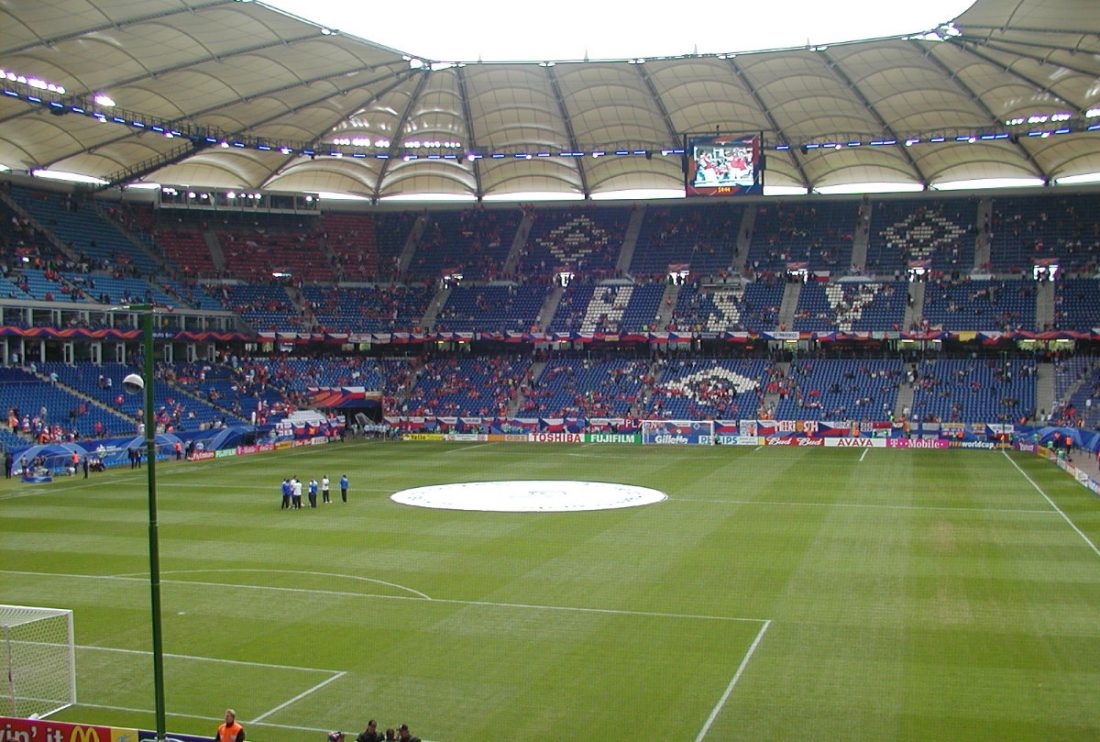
[684,132,763,196]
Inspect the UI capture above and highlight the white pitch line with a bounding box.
[859,447,869,462]
[108,568,433,601]
[694,619,771,742]
[0,569,766,624]
[442,442,495,453]
[71,701,330,733]
[668,497,1055,515]
[77,644,339,674]
[249,671,346,723]
[1002,450,1100,558]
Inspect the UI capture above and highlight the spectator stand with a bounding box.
[989,193,1100,276]
[407,208,522,282]
[646,358,772,420]
[792,281,907,333]
[745,201,857,276]
[910,358,1036,424]
[522,358,650,418]
[518,206,631,282]
[434,284,548,333]
[773,359,903,422]
[630,203,744,282]
[865,197,977,277]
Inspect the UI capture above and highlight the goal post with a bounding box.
[0,605,76,718]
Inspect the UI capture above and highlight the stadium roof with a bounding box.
[1,0,1098,201]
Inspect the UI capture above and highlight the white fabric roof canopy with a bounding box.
[0,0,1097,199]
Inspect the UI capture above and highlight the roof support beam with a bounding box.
[260,72,418,189]
[455,67,483,200]
[38,65,412,170]
[919,40,1049,180]
[725,57,811,189]
[372,71,431,202]
[0,0,238,56]
[934,40,1080,113]
[545,66,589,198]
[634,65,680,146]
[821,50,928,187]
[958,37,1100,80]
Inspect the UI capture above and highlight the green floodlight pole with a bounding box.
[133,304,167,741]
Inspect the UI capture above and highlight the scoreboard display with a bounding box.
[684,132,764,196]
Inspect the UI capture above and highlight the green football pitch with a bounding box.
[2,440,1099,741]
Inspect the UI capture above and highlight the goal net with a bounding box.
[0,605,76,718]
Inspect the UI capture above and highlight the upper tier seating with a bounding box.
[746,202,856,274]
[435,285,548,332]
[793,282,907,332]
[220,284,304,332]
[865,197,977,276]
[518,206,630,281]
[322,212,380,282]
[10,187,160,274]
[1054,278,1100,332]
[671,283,788,333]
[409,208,522,281]
[922,279,1036,331]
[989,194,1100,274]
[630,204,742,281]
[303,284,434,333]
[218,228,332,283]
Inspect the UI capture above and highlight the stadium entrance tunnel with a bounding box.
[390,480,667,512]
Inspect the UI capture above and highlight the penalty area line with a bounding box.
[250,671,347,723]
[694,619,771,742]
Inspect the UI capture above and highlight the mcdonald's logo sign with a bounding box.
[71,727,102,742]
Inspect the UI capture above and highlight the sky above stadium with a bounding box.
[263,0,976,62]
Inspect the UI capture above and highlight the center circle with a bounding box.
[390,480,668,512]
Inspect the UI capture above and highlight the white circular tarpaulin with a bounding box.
[391,480,667,512]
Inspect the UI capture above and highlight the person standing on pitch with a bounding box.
[321,474,331,504]
[292,476,303,509]
[340,474,349,503]
[215,708,245,742]
[308,478,318,508]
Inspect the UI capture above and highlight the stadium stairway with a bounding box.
[895,379,915,421]
[778,282,801,329]
[655,282,680,330]
[538,284,565,331]
[903,281,925,330]
[420,285,450,330]
[1036,362,1055,420]
[732,207,755,275]
[763,361,788,417]
[508,358,546,416]
[203,231,227,273]
[614,206,646,274]
[396,214,427,275]
[1036,281,1054,330]
[503,211,534,277]
[974,198,992,270]
[849,202,871,271]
